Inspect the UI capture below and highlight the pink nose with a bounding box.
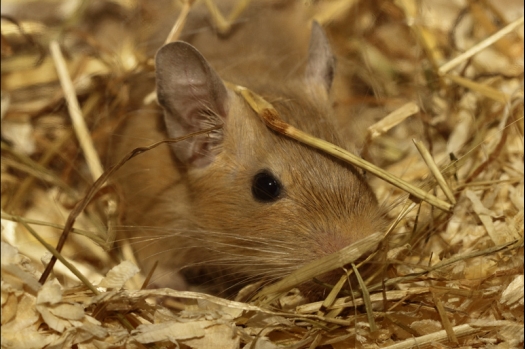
[311,230,355,257]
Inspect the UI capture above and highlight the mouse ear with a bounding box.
[305,21,336,95]
[155,41,229,168]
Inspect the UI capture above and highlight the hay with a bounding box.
[1,0,523,348]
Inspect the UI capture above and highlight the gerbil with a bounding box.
[114,3,385,297]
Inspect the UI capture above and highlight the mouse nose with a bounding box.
[311,223,376,258]
[311,230,355,256]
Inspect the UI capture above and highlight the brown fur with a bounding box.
[112,2,385,296]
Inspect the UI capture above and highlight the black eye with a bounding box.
[252,170,282,202]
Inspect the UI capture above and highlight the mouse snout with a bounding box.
[310,229,357,256]
[306,217,380,258]
[297,224,381,297]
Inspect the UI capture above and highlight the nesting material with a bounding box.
[1,1,523,348]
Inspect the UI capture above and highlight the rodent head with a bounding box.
[154,23,385,295]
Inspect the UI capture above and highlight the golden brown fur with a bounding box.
[112,2,385,296]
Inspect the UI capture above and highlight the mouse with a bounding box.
[113,4,386,297]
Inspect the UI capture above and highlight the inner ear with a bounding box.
[305,21,336,94]
[155,41,229,168]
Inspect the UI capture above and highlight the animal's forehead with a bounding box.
[251,136,362,193]
[227,79,341,138]
[222,81,360,183]
[224,115,356,181]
